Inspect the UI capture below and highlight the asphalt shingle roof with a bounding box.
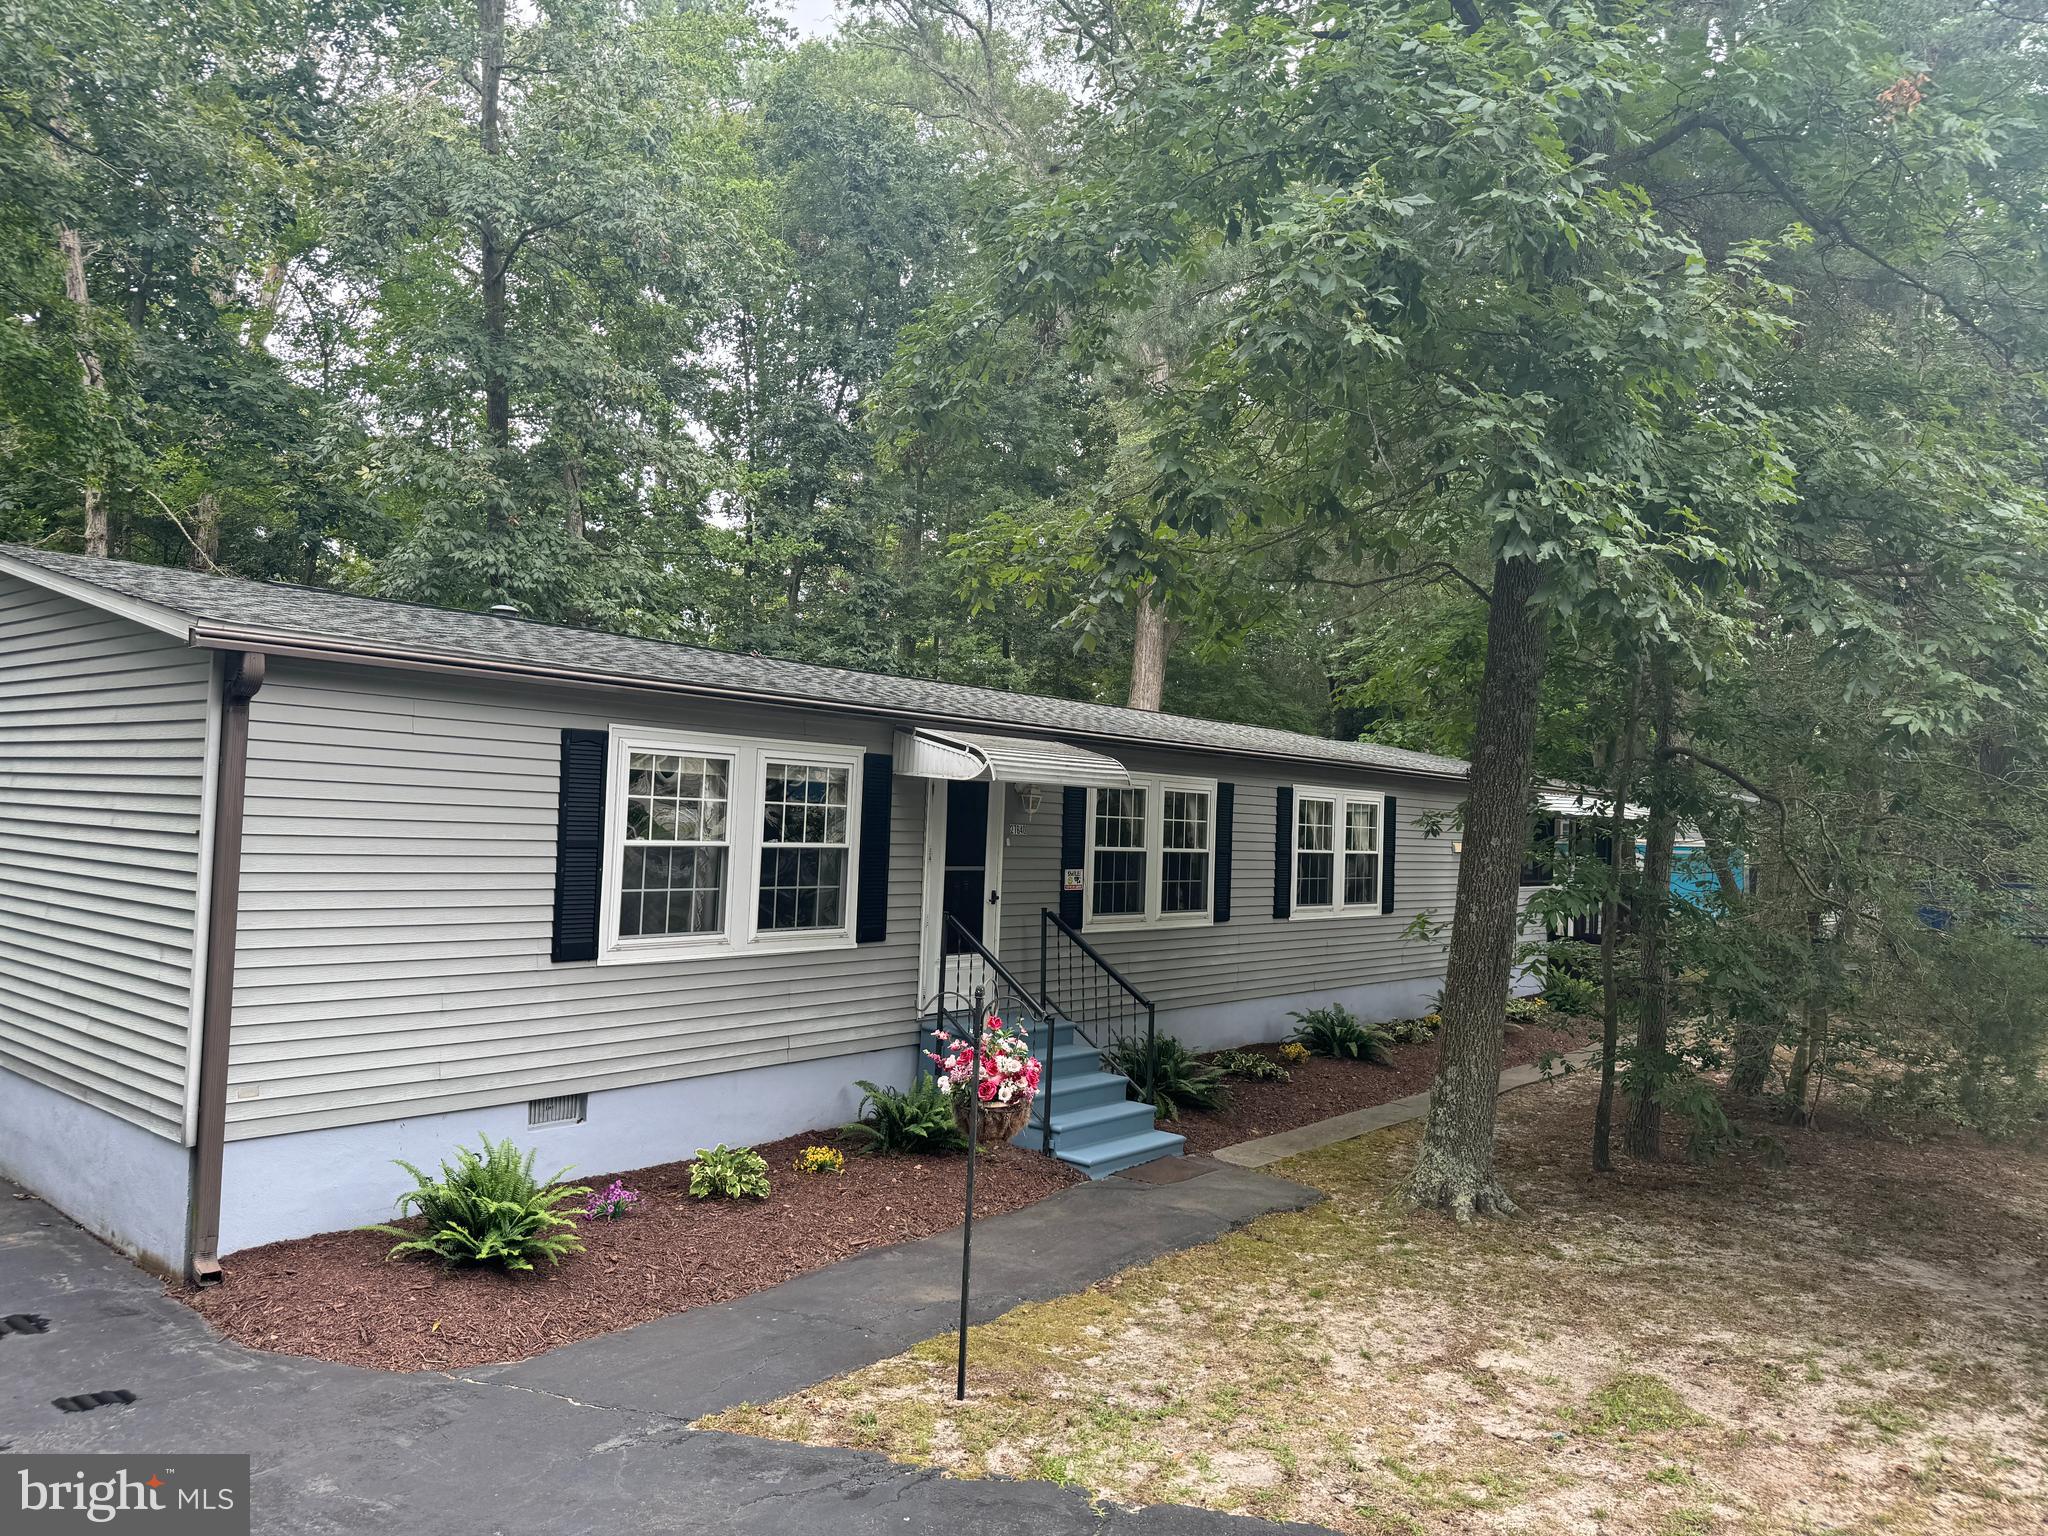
[0,546,1469,781]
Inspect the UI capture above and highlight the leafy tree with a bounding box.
[321,0,770,619]
[943,0,1798,1215]
[0,0,374,569]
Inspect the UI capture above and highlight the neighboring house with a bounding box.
[0,547,1476,1280]
[1521,786,1749,944]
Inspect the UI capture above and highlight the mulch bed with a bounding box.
[175,1018,1594,1374]
[175,1131,1082,1374]
[1169,1019,1596,1156]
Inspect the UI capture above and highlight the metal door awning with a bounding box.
[893,727,1130,787]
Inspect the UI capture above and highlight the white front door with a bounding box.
[917,779,1007,1016]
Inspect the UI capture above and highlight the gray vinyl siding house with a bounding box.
[0,547,1479,1279]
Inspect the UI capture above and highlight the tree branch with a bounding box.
[1657,745,1843,911]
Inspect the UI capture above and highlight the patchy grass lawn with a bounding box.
[702,1072,2048,1535]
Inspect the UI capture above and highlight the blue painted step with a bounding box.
[1015,1018,1184,1179]
[1058,1126,1189,1178]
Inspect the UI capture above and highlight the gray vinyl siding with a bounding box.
[0,574,211,1141]
[998,746,1464,1029]
[226,660,925,1139]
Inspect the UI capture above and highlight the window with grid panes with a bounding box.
[619,751,732,938]
[1160,787,1212,915]
[1344,800,1379,906]
[1089,786,1148,918]
[1294,796,1335,910]
[756,760,852,932]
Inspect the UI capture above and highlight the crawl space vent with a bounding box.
[527,1092,587,1128]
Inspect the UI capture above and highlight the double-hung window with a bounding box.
[1087,777,1215,926]
[1294,795,1336,911]
[1292,786,1386,919]
[604,731,861,960]
[1344,800,1380,906]
[1160,788,1212,915]
[620,750,732,939]
[1090,787,1148,919]
[757,760,852,934]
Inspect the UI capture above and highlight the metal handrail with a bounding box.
[1040,909,1155,1010]
[940,914,1051,1016]
[927,914,1060,1157]
[1040,908,1159,1109]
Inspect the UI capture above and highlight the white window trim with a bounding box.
[598,727,864,964]
[1290,785,1390,922]
[1085,775,1218,930]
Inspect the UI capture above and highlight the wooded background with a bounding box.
[6,0,2047,1193]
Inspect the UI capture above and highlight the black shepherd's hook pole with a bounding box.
[956,986,985,1402]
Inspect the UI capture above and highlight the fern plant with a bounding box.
[1540,971,1601,1016]
[1105,1034,1228,1120]
[843,1076,966,1154]
[1290,1005,1393,1065]
[689,1144,771,1199]
[366,1134,588,1272]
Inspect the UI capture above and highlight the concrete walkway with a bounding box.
[1213,1045,1601,1167]
[0,1159,1326,1534]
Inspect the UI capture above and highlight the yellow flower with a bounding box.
[1280,1041,1311,1065]
[793,1145,845,1175]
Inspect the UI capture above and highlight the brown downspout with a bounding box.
[186,651,264,1285]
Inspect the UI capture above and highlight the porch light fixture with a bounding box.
[1015,783,1043,817]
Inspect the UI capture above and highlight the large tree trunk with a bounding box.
[59,225,110,558]
[1127,586,1175,711]
[1625,653,1679,1159]
[188,492,221,570]
[1784,911,1826,1116]
[1406,555,1550,1219]
[477,0,510,536]
[1593,653,1642,1173]
[1715,835,1777,1096]
[562,456,585,540]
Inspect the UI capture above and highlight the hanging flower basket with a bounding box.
[928,1012,1043,1150]
[955,1092,1031,1147]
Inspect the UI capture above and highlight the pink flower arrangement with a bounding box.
[926,1013,1042,1110]
[581,1179,642,1221]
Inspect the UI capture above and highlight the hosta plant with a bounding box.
[843,1076,966,1154]
[1385,1015,1439,1046]
[689,1144,771,1199]
[367,1134,588,1271]
[1290,1005,1393,1065]
[1211,1048,1290,1083]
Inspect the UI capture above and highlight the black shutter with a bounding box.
[1059,786,1086,928]
[551,729,609,963]
[1213,782,1234,922]
[1272,785,1293,920]
[1381,793,1398,914]
[854,752,893,944]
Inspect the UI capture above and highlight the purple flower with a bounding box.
[582,1179,642,1221]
